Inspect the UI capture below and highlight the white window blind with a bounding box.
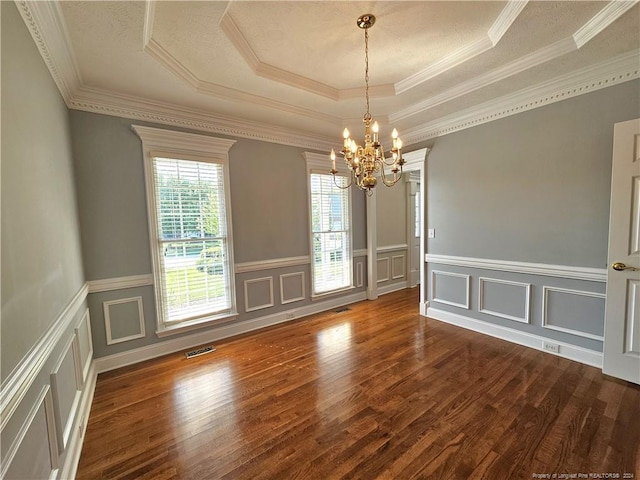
[152,157,232,323]
[310,173,352,294]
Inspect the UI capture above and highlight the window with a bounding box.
[133,126,237,334]
[309,172,352,295]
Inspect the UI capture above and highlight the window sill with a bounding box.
[156,311,238,338]
[311,285,355,302]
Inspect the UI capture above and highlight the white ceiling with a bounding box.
[18,1,640,150]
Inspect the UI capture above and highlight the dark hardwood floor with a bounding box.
[76,289,640,479]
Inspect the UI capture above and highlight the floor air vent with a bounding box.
[335,307,350,313]
[185,345,215,359]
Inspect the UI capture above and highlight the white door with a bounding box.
[603,118,640,384]
[406,175,421,288]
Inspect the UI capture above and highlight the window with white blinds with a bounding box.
[151,157,234,324]
[310,173,352,295]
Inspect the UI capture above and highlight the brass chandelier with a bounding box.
[330,13,404,194]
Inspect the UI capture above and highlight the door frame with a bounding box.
[366,148,429,307]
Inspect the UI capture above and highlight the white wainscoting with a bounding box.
[74,310,93,386]
[244,276,275,312]
[478,277,531,324]
[377,257,390,283]
[103,296,146,345]
[392,254,406,280]
[1,284,87,433]
[424,255,607,366]
[0,284,95,480]
[280,272,305,305]
[542,286,606,341]
[49,337,81,453]
[356,261,364,288]
[431,270,471,309]
[1,385,58,480]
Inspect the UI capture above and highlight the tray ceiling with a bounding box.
[19,1,640,149]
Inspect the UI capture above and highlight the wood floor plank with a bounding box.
[76,289,640,479]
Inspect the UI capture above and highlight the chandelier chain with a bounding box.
[364,27,370,118]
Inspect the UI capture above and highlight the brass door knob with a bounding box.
[612,262,638,271]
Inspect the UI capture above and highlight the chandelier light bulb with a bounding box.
[372,122,379,133]
[343,128,350,139]
[391,128,398,139]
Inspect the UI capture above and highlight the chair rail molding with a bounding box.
[425,254,607,282]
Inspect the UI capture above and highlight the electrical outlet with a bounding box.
[427,228,436,238]
[542,341,559,354]
[286,312,295,320]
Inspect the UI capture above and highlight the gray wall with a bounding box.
[1,4,93,479]
[417,79,640,352]
[376,179,407,248]
[1,1,85,381]
[424,79,640,268]
[69,110,367,359]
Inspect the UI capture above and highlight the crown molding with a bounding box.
[488,0,529,45]
[395,36,494,95]
[16,0,639,153]
[393,0,638,124]
[69,86,336,151]
[142,0,155,47]
[15,0,82,104]
[391,37,577,123]
[144,38,199,88]
[403,50,640,145]
[220,12,341,101]
[573,0,638,49]
[143,34,340,126]
[395,0,528,95]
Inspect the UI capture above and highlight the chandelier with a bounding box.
[330,14,404,194]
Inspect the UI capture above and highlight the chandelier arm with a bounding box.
[332,171,354,190]
[377,162,403,187]
[381,155,399,166]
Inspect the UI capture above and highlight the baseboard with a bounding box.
[95,291,368,373]
[378,281,408,296]
[59,360,97,480]
[427,307,603,368]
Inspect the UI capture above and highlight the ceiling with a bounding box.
[18,1,640,150]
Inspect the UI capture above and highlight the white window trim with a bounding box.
[303,151,354,298]
[133,125,238,336]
